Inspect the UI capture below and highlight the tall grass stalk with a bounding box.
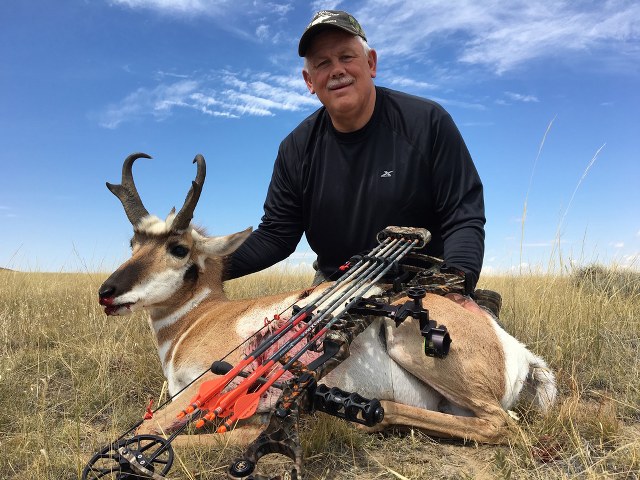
[520,116,556,275]
[548,143,606,273]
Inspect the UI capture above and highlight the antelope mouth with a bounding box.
[99,297,135,316]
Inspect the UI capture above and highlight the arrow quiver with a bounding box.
[83,226,456,480]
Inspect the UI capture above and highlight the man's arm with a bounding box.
[429,109,486,291]
[226,145,304,280]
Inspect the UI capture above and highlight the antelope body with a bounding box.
[99,153,556,444]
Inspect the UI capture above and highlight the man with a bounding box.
[227,10,485,295]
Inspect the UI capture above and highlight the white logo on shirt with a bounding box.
[380,170,393,178]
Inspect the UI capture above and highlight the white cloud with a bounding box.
[429,96,486,110]
[287,250,315,261]
[480,265,495,274]
[510,262,529,272]
[356,1,640,74]
[310,0,343,11]
[256,24,270,41]
[0,206,16,219]
[519,239,570,248]
[110,0,294,46]
[111,0,226,14]
[98,70,319,128]
[268,2,294,16]
[1,206,17,219]
[522,242,552,248]
[156,70,190,79]
[110,1,640,76]
[386,76,437,90]
[610,242,625,248]
[618,254,639,268]
[111,0,293,18]
[505,91,539,103]
[99,80,200,128]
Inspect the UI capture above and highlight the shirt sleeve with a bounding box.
[226,142,305,280]
[429,109,486,290]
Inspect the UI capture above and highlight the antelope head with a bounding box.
[98,153,251,316]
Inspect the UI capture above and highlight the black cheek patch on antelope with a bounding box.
[184,263,199,283]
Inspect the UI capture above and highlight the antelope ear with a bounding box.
[198,227,252,257]
[165,207,177,225]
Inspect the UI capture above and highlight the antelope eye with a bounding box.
[169,245,190,258]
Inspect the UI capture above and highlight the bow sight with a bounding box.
[82,226,454,480]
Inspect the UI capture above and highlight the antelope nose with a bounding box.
[99,284,116,300]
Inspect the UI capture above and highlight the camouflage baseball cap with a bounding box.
[298,10,367,57]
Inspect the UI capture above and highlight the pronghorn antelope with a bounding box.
[99,152,556,445]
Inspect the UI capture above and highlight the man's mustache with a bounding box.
[327,76,355,90]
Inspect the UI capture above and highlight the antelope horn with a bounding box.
[106,152,152,226]
[171,154,206,232]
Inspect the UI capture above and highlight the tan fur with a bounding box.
[166,292,294,373]
[378,293,509,442]
[386,294,506,405]
[367,400,507,443]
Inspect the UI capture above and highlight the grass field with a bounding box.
[0,267,638,479]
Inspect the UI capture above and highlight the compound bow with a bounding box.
[83,227,461,480]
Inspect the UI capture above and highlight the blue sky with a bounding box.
[1,0,639,274]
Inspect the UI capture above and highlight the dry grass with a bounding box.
[0,266,638,479]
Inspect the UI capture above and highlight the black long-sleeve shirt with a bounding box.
[228,86,485,288]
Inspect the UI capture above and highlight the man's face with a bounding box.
[303,29,377,132]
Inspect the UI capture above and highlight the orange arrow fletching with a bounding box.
[177,356,259,419]
[231,393,261,421]
[209,360,276,415]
